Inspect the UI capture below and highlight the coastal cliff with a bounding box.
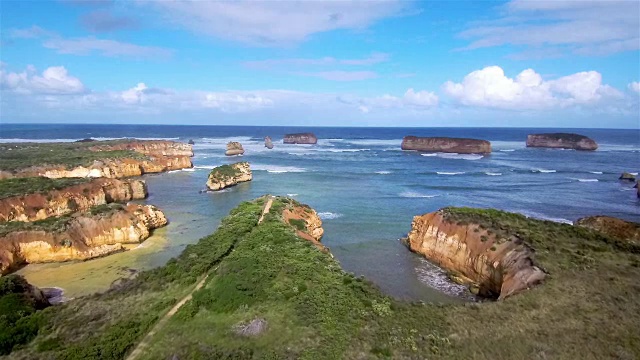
[0,178,148,222]
[283,133,318,144]
[401,136,492,154]
[404,209,545,299]
[282,199,326,252]
[0,203,167,274]
[575,216,640,245]
[0,140,193,179]
[526,133,598,151]
[206,162,252,191]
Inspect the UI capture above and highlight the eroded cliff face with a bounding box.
[401,136,492,154]
[282,201,326,252]
[225,142,245,156]
[206,162,252,191]
[0,204,167,274]
[0,178,147,222]
[405,210,545,299]
[1,140,193,179]
[526,133,598,151]
[283,133,318,144]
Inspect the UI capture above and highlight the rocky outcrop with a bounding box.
[575,216,640,245]
[0,178,147,222]
[283,133,318,144]
[88,140,194,157]
[225,142,245,156]
[206,162,252,191]
[404,209,545,299]
[526,133,598,151]
[282,201,326,252]
[0,204,167,274]
[264,136,274,149]
[619,172,636,181]
[401,136,492,154]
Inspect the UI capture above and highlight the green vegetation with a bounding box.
[0,203,125,237]
[287,218,307,231]
[208,162,246,182]
[0,177,93,200]
[5,202,640,359]
[0,275,49,355]
[0,142,147,173]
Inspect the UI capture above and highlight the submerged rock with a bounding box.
[401,136,491,154]
[225,141,245,156]
[526,133,598,151]
[283,133,317,144]
[188,139,195,145]
[404,209,545,299]
[264,136,274,149]
[575,216,640,245]
[206,162,252,191]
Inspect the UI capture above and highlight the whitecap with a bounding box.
[533,169,557,173]
[399,191,439,198]
[252,164,307,173]
[344,139,401,147]
[436,171,465,175]
[589,171,603,174]
[515,210,573,224]
[193,165,216,170]
[437,153,484,161]
[420,153,437,157]
[577,178,598,182]
[286,193,298,197]
[499,149,515,152]
[485,172,503,176]
[318,212,343,220]
[375,171,392,175]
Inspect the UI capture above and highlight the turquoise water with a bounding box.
[4,124,639,301]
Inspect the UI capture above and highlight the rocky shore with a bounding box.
[526,133,598,150]
[401,136,492,154]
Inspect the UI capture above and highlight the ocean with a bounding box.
[1,124,638,301]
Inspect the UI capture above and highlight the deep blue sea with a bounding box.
[1,124,639,301]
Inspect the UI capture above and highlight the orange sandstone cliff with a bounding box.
[282,201,326,252]
[0,203,167,274]
[404,210,545,299]
[0,178,148,222]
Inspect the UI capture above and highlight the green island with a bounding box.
[0,141,147,173]
[2,197,639,359]
[208,162,247,182]
[0,177,94,200]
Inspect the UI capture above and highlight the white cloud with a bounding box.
[121,83,148,104]
[0,65,86,95]
[202,92,274,112]
[144,0,412,45]
[403,88,439,107]
[356,88,439,112]
[443,66,623,110]
[43,36,172,58]
[629,82,640,93]
[459,0,640,57]
[243,52,389,69]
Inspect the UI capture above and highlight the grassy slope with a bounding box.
[6,201,640,359]
[0,177,93,200]
[0,142,146,172]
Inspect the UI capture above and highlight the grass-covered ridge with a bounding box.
[0,142,147,173]
[0,177,93,200]
[5,202,640,359]
[0,203,125,237]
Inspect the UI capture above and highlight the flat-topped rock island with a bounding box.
[401,136,492,154]
[526,133,598,151]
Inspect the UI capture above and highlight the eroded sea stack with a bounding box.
[206,162,252,191]
[283,133,318,145]
[225,142,245,156]
[401,136,491,154]
[264,136,274,149]
[526,133,598,151]
[404,208,545,299]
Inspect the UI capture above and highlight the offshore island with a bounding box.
[1,136,639,359]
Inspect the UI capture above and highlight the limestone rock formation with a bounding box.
[575,216,640,245]
[282,200,326,252]
[401,136,492,154]
[619,172,636,181]
[283,133,318,144]
[0,204,167,274]
[225,142,245,156]
[526,133,598,151]
[206,162,252,191]
[404,209,545,299]
[0,178,148,222]
[264,136,274,149]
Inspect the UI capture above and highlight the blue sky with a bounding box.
[1,0,639,128]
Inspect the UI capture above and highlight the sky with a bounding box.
[0,0,639,128]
